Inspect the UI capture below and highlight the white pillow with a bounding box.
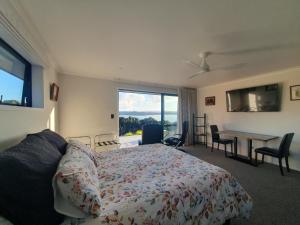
[52,141,101,218]
[68,140,98,166]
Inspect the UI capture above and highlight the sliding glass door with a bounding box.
[118,90,178,147]
[162,94,178,138]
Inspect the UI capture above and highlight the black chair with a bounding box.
[164,121,189,148]
[255,133,294,176]
[210,125,233,157]
[138,124,163,145]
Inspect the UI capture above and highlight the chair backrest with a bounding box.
[278,133,294,156]
[179,121,189,144]
[210,125,220,141]
[142,124,163,145]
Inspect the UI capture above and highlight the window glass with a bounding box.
[0,46,26,79]
[0,39,31,106]
[0,69,24,105]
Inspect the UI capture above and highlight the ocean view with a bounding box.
[120,113,177,123]
[119,112,177,123]
[118,93,178,136]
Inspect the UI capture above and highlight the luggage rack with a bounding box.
[94,133,120,151]
[66,135,92,147]
[66,133,120,151]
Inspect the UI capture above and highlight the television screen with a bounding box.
[226,84,281,112]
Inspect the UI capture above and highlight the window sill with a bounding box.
[0,104,43,111]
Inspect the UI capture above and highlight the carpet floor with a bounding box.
[182,145,300,225]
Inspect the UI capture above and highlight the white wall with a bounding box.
[198,67,300,171]
[58,73,178,139]
[58,74,118,138]
[0,0,59,150]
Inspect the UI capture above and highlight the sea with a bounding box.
[120,114,177,123]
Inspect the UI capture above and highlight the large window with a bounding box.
[118,90,178,147]
[0,39,32,107]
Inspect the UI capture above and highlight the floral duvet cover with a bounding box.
[65,144,252,225]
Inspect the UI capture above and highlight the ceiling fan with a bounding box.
[185,41,300,79]
[185,52,246,79]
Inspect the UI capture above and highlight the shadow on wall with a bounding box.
[0,106,57,151]
[0,136,24,151]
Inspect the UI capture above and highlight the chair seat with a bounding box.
[255,147,280,157]
[164,137,180,146]
[218,139,233,144]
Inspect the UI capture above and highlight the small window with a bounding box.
[0,39,32,107]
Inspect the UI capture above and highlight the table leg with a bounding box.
[234,137,238,158]
[248,139,253,164]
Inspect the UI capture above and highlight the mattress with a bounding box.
[63,144,252,225]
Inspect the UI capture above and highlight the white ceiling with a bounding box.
[20,0,300,88]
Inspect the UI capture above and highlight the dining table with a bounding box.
[217,130,279,165]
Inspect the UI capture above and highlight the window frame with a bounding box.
[118,89,178,133]
[0,38,32,107]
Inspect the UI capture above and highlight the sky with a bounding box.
[119,91,178,112]
[0,70,23,102]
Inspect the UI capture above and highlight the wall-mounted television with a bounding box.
[226,83,281,112]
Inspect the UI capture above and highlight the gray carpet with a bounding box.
[182,145,300,225]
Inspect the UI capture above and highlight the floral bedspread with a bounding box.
[65,144,252,225]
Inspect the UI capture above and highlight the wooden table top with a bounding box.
[218,130,279,141]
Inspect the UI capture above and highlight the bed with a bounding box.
[60,143,252,225]
[0,130,252,225]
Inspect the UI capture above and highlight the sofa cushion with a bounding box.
[0,135,64,225]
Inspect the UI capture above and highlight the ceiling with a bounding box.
[20,0,300,88]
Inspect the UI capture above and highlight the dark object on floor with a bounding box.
[255,133,294,176]
[210,125,233,156]
[138,124,163,145]
[164,121,188,148]
[224,219,231,225]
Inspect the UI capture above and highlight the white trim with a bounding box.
[0,0,57,69]
[0,104,44,111]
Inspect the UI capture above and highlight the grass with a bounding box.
[124,130,143,136]
[135,130,142,135]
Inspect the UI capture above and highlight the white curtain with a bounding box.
[178,87,197,146]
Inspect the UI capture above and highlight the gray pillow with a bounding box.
[28,129,67,154]
[0,135,64,225]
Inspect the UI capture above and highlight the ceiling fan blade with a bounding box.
[212,63,247,71]
[184,60,202,68]
[211,43,297,56]
[189,71,206,79]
